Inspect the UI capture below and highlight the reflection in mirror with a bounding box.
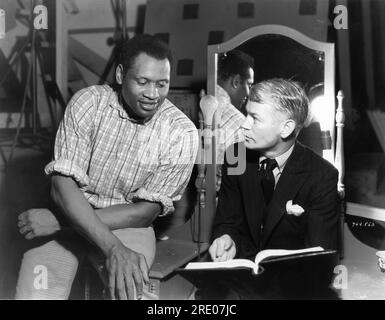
[214,34,331,158]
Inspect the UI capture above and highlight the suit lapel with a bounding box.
[260,143,310,249]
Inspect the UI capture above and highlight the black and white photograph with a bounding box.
[0,0,384,304]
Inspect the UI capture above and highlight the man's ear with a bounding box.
[115,64,124,85]
[280,119,296,139]
[231,74,242,89]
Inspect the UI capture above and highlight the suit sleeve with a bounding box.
[305,166,339,250]
[212,152,258,259]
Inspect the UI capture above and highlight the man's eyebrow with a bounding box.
[136,77,169,83]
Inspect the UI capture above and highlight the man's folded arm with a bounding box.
[95,201,161,230]
[65,125,197,231]
[50,174,121,255]
[50,173,161,233]
[48,134,197,237]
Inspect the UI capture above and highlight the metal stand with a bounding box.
[0,0,66,164]
[99,0,128,84]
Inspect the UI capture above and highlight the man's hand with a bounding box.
[18,208,61,240]
[106,244,149,300]
[209,234,236,262]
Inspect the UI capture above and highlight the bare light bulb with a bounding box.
[199,95,218,128]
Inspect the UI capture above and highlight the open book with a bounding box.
[185,246,324,275]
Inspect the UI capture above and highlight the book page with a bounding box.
[184,246,324,274]
[185,258,256,271]
[254,246,324,270]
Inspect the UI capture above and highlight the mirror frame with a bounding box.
[207,24,336,161]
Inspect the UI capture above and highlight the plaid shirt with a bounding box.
[215,85,245,164]
[45,85,199,216]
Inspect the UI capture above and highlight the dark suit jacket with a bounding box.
[212,142,339,260]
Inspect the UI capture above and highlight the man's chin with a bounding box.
[244,140,258,150]
[137,105,160,120]
[138,100,164,115]
[139,103,158,113]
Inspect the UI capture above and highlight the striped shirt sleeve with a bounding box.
[45,88,94,188]
[133,126,199,216]
[221,103,245,148]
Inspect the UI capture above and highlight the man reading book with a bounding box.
[203,79,339,299]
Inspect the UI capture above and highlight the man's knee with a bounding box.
[15,241,80,299]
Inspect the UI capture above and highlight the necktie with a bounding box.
[260,158,278,205]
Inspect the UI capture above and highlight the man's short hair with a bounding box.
[117,34,172,75]
[249,78,309,132]
[218,50,254,82]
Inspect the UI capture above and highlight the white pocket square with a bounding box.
[286,200,305,216]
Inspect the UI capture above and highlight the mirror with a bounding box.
[198,25,339,244]
[207,24,336,162]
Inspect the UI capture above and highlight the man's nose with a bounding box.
[242,116,252,130]
[143,83,159,99]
